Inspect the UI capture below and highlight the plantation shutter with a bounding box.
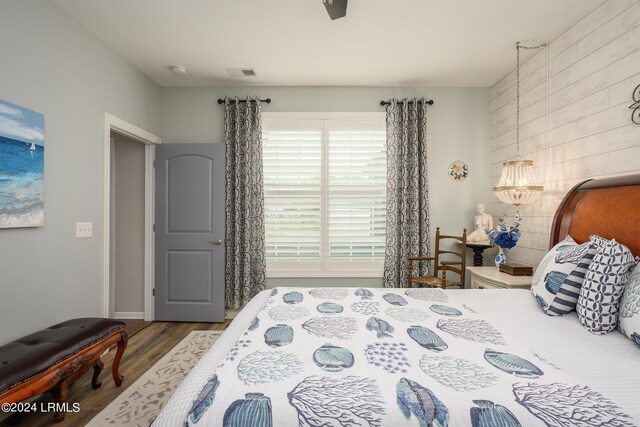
[263,115,386,275]
[328,121,386,265]
[263,120,322,266]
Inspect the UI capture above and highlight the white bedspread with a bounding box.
[154,288,640,426]
[457,289,640,418]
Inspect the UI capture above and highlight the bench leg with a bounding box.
[51,380,69,423]
[112,331,128,387]
[92,359,104,389]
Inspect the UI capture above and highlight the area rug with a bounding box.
[87,330,222,427]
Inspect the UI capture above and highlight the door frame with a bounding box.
[103,113,161,321]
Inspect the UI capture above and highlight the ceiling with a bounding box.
[53,0,604,87]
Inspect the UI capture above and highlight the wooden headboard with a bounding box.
[549,174,640,256]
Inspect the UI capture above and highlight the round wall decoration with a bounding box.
[448,160,468,181]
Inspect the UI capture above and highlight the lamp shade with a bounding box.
[493,160,544,206]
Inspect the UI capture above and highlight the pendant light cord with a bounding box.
[516,42,547,160]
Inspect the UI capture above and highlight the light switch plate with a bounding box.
[76,222,93,238]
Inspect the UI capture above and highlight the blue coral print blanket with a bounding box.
[185,288,634,426]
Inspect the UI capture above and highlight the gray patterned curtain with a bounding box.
[383,99,431,288]
[224,97,266,309]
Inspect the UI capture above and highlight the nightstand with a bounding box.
[466,266,533,289]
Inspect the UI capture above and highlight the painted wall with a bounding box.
[489,0,640,266]
[112,134,146,315]
[0,1,161,344]
[161,86,491,287]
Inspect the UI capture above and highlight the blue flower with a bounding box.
[495,232,517,249]
[487,215,522,249]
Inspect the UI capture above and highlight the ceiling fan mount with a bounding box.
[323,0,348,20]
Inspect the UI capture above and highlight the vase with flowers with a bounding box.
[487,215,521,268]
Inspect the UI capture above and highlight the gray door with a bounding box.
[155,143,225,322]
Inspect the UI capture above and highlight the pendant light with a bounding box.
[493,42,546,220]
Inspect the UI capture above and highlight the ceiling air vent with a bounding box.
[226,68,257,77]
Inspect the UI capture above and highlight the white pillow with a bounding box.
[530,236,593,315]
[619,261,640,346]
[577,238,636,334]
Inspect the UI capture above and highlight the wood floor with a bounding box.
[121,319,153,337]
[2,321,230,427]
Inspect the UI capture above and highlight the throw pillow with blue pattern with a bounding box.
[577,238,636,335]
[531,236,594,315]
[547,245,597,316]
[618,261,640,346]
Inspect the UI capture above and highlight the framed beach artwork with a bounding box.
[0,98,45,228]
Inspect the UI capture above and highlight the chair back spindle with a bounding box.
[407,227,467,289]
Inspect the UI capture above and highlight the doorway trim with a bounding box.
[103,113,161,321]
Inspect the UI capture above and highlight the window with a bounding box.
[263,113,386,277]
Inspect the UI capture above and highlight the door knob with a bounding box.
[209,239,223,245]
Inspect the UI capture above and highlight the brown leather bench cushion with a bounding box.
[0,318,125,394]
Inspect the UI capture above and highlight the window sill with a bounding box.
[267,271,383,278]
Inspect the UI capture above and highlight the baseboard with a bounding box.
[225,309,239,320]
[114,311,145,319]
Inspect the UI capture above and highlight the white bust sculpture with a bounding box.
[467,203,493,243]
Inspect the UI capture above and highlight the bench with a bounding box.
[0,318,128,423]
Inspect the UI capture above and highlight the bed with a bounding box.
[154,174,640,426]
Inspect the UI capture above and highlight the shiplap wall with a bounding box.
[489,0,640,266]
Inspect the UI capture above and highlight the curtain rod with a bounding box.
[217,98,271,104]
[379,99,434,106]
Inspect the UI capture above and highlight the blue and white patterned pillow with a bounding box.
[576,238,636,335]
[589,235,610,247]
[547,246,597,316]
[530,236,593,315]
[619,262,640,346]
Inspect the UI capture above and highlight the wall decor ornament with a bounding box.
[0,98,45,228]
[630,84,640,125]
[448,160,468,181]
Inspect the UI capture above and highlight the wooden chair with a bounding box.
[408,227,467,289]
